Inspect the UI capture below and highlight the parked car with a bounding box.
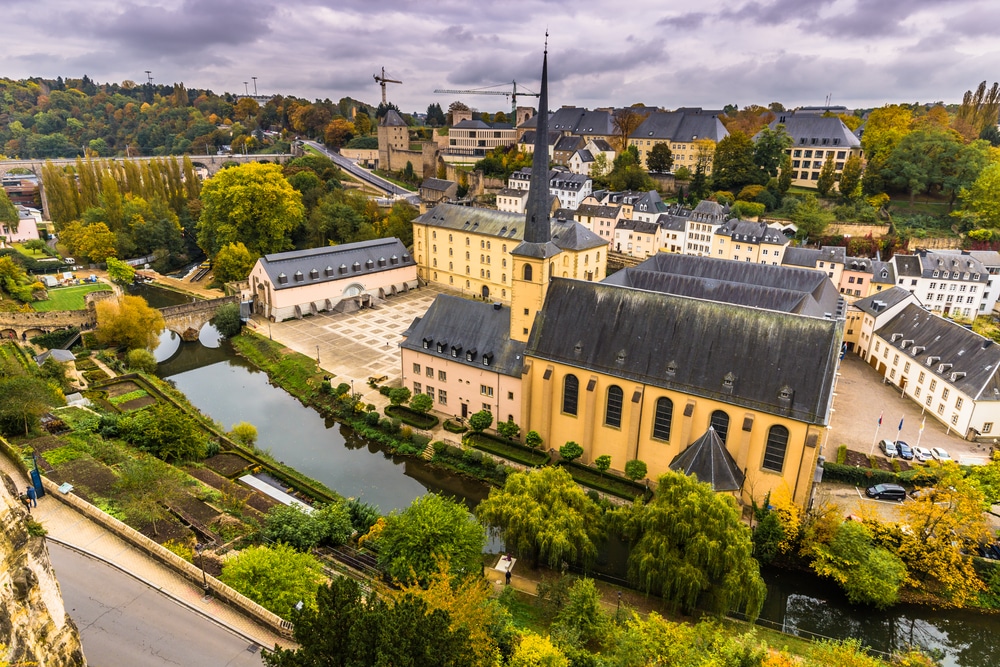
[896,441,914,460]
[879,439,898,458]
[866,483,907,501]
[912,446,933,463]
[978,543,1000,560]
[930,447,951,462]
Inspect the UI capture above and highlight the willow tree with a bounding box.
[475,466,604,569]
[612,470,766,621]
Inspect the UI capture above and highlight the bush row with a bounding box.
[384,405,439,430]
[431,441,511,485]
[464,432,549,467]
[821,461,944,488]
[558,460,650,501]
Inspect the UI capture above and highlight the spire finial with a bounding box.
[544,30,548,54]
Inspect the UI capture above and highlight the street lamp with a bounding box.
[252,76,258,96]
[243,81,249,96]
[195,543,210,597]
[316,345,320,365]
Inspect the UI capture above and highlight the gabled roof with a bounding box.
[554,136,584,152]
[716,220,788,246]
[615,218,659,235]
[630,111,729,142]
[415,204,605,251]
[452,119,492,129]
[574,204,620,219]
[589,138,614,152]
[257,238,413,290]
[877,304,1000,401]
[380,109,408,127]
[854,286,916,317]
[527,279,843,424]
[892,255,923,277]
[670,427,745,492]
[35,349,75,365]
[692,200,727,219]
[871,260,895,284]
[497,187,528,199]
[400,295,526,378]
[912,250,989,281]
[421,178,455,192]
[520,108,614,136]
[573,149,594,163]
[518,130,561,147]
[760,114,860,148]
[782,245,846,269]
[657,213,689,232]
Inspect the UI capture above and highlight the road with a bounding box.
[302,140,419,203]
[49,543,266,667]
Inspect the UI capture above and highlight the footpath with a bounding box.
[0,452,293,650]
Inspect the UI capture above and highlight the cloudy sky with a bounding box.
[2,0,997,114]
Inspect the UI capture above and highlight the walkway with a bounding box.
[0,453,292,650]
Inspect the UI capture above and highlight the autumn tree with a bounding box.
[197,162,303,257]
[105,256,135,284]
[860,104,914,166]
[324,118,355,148]
[809,519,906,608]
[954,80,1000,141]
[954,162,1000,229]
[60,220,117,263]
[476,466,604,569]
[612,470,766,620]
[95,294,165,351]
[721,105,775,137]
[838,154,863,200]
[212,241,258,283]
[612,106,649,153]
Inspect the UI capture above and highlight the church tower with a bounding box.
[510,38,561,343]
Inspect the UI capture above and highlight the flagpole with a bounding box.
[916,417,925,449]
[895,416,904,454]
[870,411,884,455]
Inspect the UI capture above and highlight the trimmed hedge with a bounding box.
[443,419,468,434]
[431,441,511,485]
[465,432,549,467]
[384,405,439,430]
[558,460,650,501]
[822,461,948,488]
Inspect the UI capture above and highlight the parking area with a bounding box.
[826,353,995,465]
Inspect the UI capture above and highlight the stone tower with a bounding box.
[377,109,409,171]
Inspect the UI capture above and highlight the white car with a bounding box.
[912,446,933,463]
[930,447,951,462]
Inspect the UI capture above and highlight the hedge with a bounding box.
[431,442,510,485]
[384,405,439,430]
[821,461,947,488]
[443,419,468,434]
[558,460,650,501]
[464,433,549,467]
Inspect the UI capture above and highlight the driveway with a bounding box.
[826,353,995,464]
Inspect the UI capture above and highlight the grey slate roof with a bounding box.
[845,256,876,272]
[716,220,788,246]
[497,187,528,199]
[657,213,689,232]
[760,114,860,148]
[630,111,729,142]
[574,204,620,219]
[854,286,915,317]
[602,253,845,318]
[892,255,923,278]
[520,108,614,136]
[554,136,584,153]
[615,218,659,235]
[257,238,413,290]
[527,279,843,424]
[380,109,407,127]
[400,295,526,378]
[782,246,846,269]
[421,178,455,192]
[35,349,76,365]
[416,204,606,251]
[670,427,745,492]
[692,200,727,220]
[590,138,614,152]
[518,130,561,147]
[871,260,895,284]
[877,304,1000,401]
[913,250,989,281]
[574,149,594,163]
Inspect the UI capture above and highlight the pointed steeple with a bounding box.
[523,36,551,244]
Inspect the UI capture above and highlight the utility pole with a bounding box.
[252,76,258,96]
[243,81,249,96]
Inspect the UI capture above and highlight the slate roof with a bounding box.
[590,138,614,152]
[782,246,846,269]
[871,260,895,284]
[257,238,413,290]
[497,187,528,199]
[892,254,923,278]
[452,119,513,130]
[421,178,455,192]
[400,295,526,378]
[845,256,876,272]
[35,349,75,365]
[853,286,916,317]
[574,204,620,219]
[670,427,745,492]
[527,279,843,424]
[415,204,606,251]
[615,218,659,235]
[380,109,408,127]
[520,108,614,136]
[573,149,594,163]
[877,303,1000,401]
[912,250,989,281]
[760,114,860,148]
[657,213,689,232]
[554,136,584,153]
[630,111,729,142]
[602,253,845,318]
[692,200,727,220]
[716,220,788,246]
[518,130,561,147]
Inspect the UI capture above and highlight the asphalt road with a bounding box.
[302,140,418,201]
[49,543,266,667]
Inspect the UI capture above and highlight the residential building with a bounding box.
[446,119,516,158]
[496,188,530,214]
[1,206,43,244]
[781,246,846,288]
[839,256,879,302]
[570,203,626,245]
[244,238,417,321]
[714,220,790,265]
[684,200,728,257]
[516,130,560,158]
[629,191,669,223]
[2,174,40,208]
[844,286,920,355]
[932,250,1000,316]
[517,106,615,146]
[613,218,660,257]
[868,302,1000,440]
[507,167,592,210]
[628,110,729,173]
[759,113,863,189]
[553,136,584,165]
[890,250,988,320]
[656,210,689,254]
[567,139,615,176]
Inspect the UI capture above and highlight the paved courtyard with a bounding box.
[827,353,995,464]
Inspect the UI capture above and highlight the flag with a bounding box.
[878,411,883,426]
[898,417,904,431]
[919,417,925,433]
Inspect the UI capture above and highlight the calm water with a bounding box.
[137,285,995,665]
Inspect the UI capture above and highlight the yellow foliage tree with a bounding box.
[770,483,802,554]
[95,295,165,351]
[509,633,568,667]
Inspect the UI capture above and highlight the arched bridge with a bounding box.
[0,153,291,180]
[0,295,239,342]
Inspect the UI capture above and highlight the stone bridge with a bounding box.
[0,153,291,180]
[0,294,239,343]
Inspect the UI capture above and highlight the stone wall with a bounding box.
[826,222,891,237]
[0,472,86,667]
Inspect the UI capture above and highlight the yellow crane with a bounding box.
[373,67,402,106]
[433,81,540,121]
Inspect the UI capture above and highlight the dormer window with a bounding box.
[466,348,477,362]
[483,353,493,366]
[933,271,939,278]
[352,262,361,272]
[277,273,288,285]
[325,266,334,277]
[365,259,374,270]
[779,386,792,401]
[378,257,386,267]
[309,269,319,280]
[339,264,348,274]
[666,361,677,375]
[437,342,445,353]
[422,338,432,349]
[451,344,462,358]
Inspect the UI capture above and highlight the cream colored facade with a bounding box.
[714,230,788,265]
[447,122,517,158]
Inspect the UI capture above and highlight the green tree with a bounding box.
[95,294,165,351]
[388,386,411,407]
[711,131,762,192]
[212,241,258,284]
[496,418,520,441]
[838,154,863,200]
[791,194,834,243]
[954,162,1000,229]
[468,409,493,434]
[220,543,324,618]
[589,152,611,181]
[607,146,654,192]
[125,348,157,374]
[0,375,63,436]
[559,441,584,462]
[809,520,906,608]
[476,466,604,569]
[0,188,17,228]
[816,155,837,197]
[263,504,326,551]
[594,455,611,476]
[313,501,353,547]
[197,162,303,257]
[120,402,206,462]
[612,470,766,620]
[509,633,568,667]
[230,421,258,448]
[213,302,242,338]
[551,577,610,649]
[752,124,792,178]
[882,128,969,204]
[861,104,914,166]
[524,430,543,449]
[646,143,674,173]
[105,257,135,284]
[376,493,486,585]
[114,457,184,536]
[624,459,647,481]
[409,392,433,414]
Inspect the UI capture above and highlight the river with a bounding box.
[134,284,997,666]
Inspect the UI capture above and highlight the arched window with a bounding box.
[652,397,673,441]
[605,385,623,428]
[563,375,579,416]
[762,425,789,472]
[523,264,533,281]
[710,410,730,444]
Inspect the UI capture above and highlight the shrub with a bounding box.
[400,425,413,441]
[444,419,468,434]
[365,411,380,426]
[624,459,648,481]
[432,441,449,456]
[559,441,584,462]
[821,461,899,487]
[525,430,543,449]
[205,440,221,458]
[126,348,157,373]
[464,449,484,465]
[446,445,464,459]
[409,392,433,414]
[213,302,243,338]
[836,444,847,465]
[378,386,391,397]
[388,387,411,406]
[378,418,393,432]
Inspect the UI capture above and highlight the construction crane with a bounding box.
[373,67,402,106]
[433,81,540,122]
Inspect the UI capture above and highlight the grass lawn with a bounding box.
[13,243,52,258]
[34,283,113,311]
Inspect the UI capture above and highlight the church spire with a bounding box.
[523,34,550,244]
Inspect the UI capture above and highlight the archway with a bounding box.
[481,285,490,299]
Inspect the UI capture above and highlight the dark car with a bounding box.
[866,483,906,501]
[896,441,914,460]
[979,543,1000,560]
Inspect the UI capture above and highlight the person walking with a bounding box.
[26,485,37,507]
[505,569,511,587]
[20,493,32,514]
